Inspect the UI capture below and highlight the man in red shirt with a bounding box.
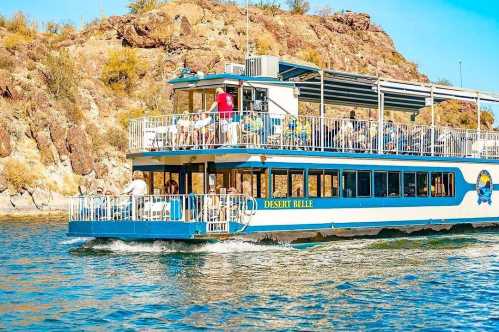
[209,88,234,145]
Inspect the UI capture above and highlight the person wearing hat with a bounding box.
[209,87,234,146]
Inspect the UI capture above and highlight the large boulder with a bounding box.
[67,126,94,176]
[48,120,69,162]
[33,131,56,165]
[110,11,173,48]
[0,126,12,158]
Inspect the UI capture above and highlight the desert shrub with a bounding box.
[64,100,84,125]
[254,0,281,15]
[42,49,78,100]
[286,0,310,15]
[255,36,272,55]
[128,0,165,14]
[2,33,29,51]
[0,15,6,28]
[117,108,146,128]
[2,158,40,192]
[0,51,14,69]
[6,12,36,37]
[298,48,322,67]
[316,5,333,17]
[101,48,147,92]
[106,127,128,152]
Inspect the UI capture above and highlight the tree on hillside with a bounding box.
[433,78,453,86]
[286,0,310,15]
[128,0,164,14]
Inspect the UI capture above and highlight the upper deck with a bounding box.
[128,57,499,161]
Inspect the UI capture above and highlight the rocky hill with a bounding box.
[0,0,490,214]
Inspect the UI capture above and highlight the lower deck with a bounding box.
[68,151,499,241]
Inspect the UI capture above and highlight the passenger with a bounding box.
[209,88,234,146]
[165,179,179,195]
[121,171,148,218]
[193,110,213,148]
[177,111,192,148]
[206,188,220,221]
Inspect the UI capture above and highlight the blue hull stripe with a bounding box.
[68,217,499,240]
[128,148,499,164]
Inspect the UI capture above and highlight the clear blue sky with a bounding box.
[1,0,498,120]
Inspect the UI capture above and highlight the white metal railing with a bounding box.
[128,112,499,159]
[69,194,254,228]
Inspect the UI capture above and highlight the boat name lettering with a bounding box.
[264,199,313,209]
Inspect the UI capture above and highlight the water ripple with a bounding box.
[0,221,498,331]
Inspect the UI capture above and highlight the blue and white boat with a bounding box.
[68,56,499,242]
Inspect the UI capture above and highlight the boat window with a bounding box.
[388,172,400,197]
[374,171,387,197]
[403,172,416,197]
[357,171,371,197]
[308,170,339,198]
[272,169,288,198]
[417,172,429,197]
[342,171,357,198]
[230,169,268,198]
[290,170,304,197]
[431,172,455,197]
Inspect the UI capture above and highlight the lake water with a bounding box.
[1,220,498,331]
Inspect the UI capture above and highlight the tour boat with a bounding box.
[68,56,499,242]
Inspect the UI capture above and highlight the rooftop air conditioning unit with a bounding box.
[245,55,279,78]
[224,63,246,75]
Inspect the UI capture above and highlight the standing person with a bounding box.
[209,87,234,146]
[121,171,148,219]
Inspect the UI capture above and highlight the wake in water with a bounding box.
[73,239,293,255]
[60,237,94,245]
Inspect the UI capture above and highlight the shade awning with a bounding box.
[278,61,499,111]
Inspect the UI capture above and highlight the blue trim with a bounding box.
[127,148,499,164]
[168,73,293,86]
[68,221,206,240]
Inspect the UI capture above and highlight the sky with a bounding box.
[1,0,498,120]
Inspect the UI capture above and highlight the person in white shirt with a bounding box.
[121,171,147,196]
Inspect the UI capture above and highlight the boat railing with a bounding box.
[128,112,499,159]
[68,194,254,225]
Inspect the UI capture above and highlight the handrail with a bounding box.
[128,111,499,159]
[68,194,254,224]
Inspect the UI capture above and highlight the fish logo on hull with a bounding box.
[476,170,492,205]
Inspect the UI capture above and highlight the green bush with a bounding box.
[101,48,147,92]
[42,49,79,100]
[128,0,164,14]
[254,0,281,15]
[286,0,310,15]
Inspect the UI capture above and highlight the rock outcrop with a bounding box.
[67,126,94,176]
[0,126,12,158]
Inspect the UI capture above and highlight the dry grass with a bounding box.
[2,33,30,51]
[2,158,41,193]
[128,0,165,14]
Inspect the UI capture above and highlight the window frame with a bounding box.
[307,169,340,198]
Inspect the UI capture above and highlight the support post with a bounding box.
[204,161,208,194]
[431,86,435,156]
[377,82,384,154]
[320,70,325,151]
[477,94,481,133]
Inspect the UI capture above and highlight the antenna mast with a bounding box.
[246,0,249,57]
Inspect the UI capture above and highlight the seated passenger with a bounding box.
[177,111,192,148]
[165,179,179,195]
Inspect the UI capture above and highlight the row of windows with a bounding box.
[271,169,455,199]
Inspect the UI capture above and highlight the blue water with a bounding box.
[1,221,498,331]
